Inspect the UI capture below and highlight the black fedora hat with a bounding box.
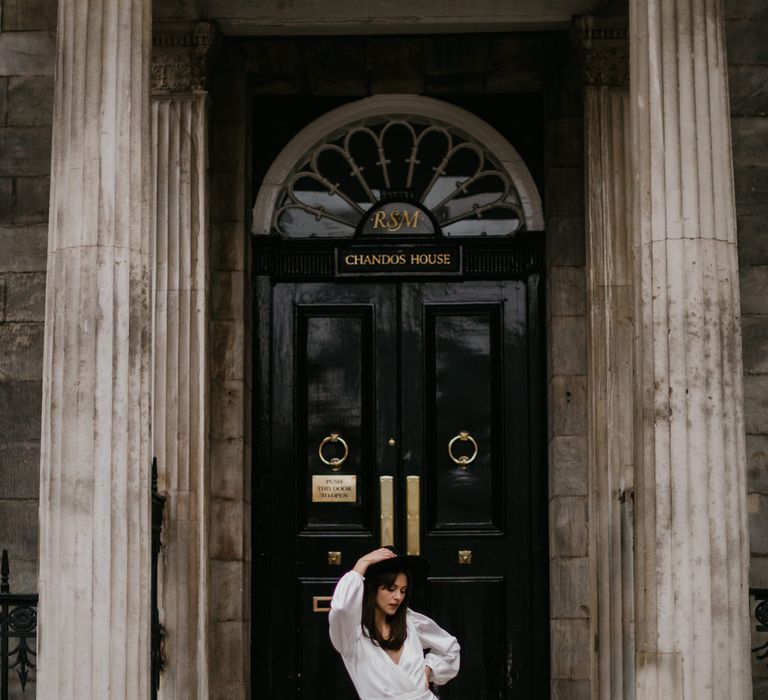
[364,547,430,588]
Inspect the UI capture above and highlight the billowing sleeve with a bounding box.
[408,609,461,685]
[328,570,364,659]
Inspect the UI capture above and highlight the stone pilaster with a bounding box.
[630,1,752,698]
[577,17,635,700]
[38,1,152,698]
[151,21,214,700]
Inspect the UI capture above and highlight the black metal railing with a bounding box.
[151,456,166,700]
[751,588,768,665]
[0,551,37,699]
[1,460,165,700]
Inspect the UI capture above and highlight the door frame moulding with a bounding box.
[246,91,570,698]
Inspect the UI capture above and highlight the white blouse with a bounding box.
[329,571,460,700]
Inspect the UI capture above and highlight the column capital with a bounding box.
[572,15,628,88]
[152,21,218,95]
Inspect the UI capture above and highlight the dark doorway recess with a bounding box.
[251,233,549,698]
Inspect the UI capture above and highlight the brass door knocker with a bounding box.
[318,432,349,471]
[448,431,479,469]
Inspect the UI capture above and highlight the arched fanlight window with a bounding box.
[253,96,543,238]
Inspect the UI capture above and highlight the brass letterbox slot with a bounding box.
[313,596,333,613]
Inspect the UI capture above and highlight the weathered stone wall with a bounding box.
[0,2,54,698]
[208,59,253,699]
[0,0,54,593]
[543,34,590,700]
[726,1,768,696]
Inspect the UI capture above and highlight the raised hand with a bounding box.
[352,547,397,575]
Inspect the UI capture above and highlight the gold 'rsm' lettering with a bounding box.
[372,209,421,232]
[401,210,420,229]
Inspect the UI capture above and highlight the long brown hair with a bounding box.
[361,569,411,650]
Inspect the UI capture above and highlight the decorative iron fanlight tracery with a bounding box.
[272,117,526,238]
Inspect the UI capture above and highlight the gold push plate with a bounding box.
[458,549,472,565]
[313,596,332,613]
[328,551,342,566]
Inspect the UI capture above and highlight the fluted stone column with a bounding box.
[630,1,752,697]
[38,1,152,698]
[151,22,214,699]
[578,17,635,700]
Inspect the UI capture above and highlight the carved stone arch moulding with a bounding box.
[252,95,544,237]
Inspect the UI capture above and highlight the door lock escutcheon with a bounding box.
[328,551,342,566]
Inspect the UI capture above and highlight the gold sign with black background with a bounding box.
[337,245,461,274]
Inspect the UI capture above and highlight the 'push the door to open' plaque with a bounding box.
[312,475,357,503]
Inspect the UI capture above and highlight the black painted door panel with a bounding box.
[268,282,396,699]
[401,282,535,698]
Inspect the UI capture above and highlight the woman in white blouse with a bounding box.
[329,547,460,700]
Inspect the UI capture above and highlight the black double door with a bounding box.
[254,278,547,699]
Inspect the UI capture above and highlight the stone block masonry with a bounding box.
[543,32,591,700]
[726,0,768,696]
[207,66,251,700]
[0,0,55,606]
[0,4,55,697]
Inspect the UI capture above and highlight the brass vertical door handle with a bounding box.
[380,476,394,547]
[406,476,420,555]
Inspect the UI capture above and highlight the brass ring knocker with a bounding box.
[448,431,479,469]
[318,432,349,471]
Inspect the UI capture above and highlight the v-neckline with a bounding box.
[375,617,408,667]
[384,644,404,666]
